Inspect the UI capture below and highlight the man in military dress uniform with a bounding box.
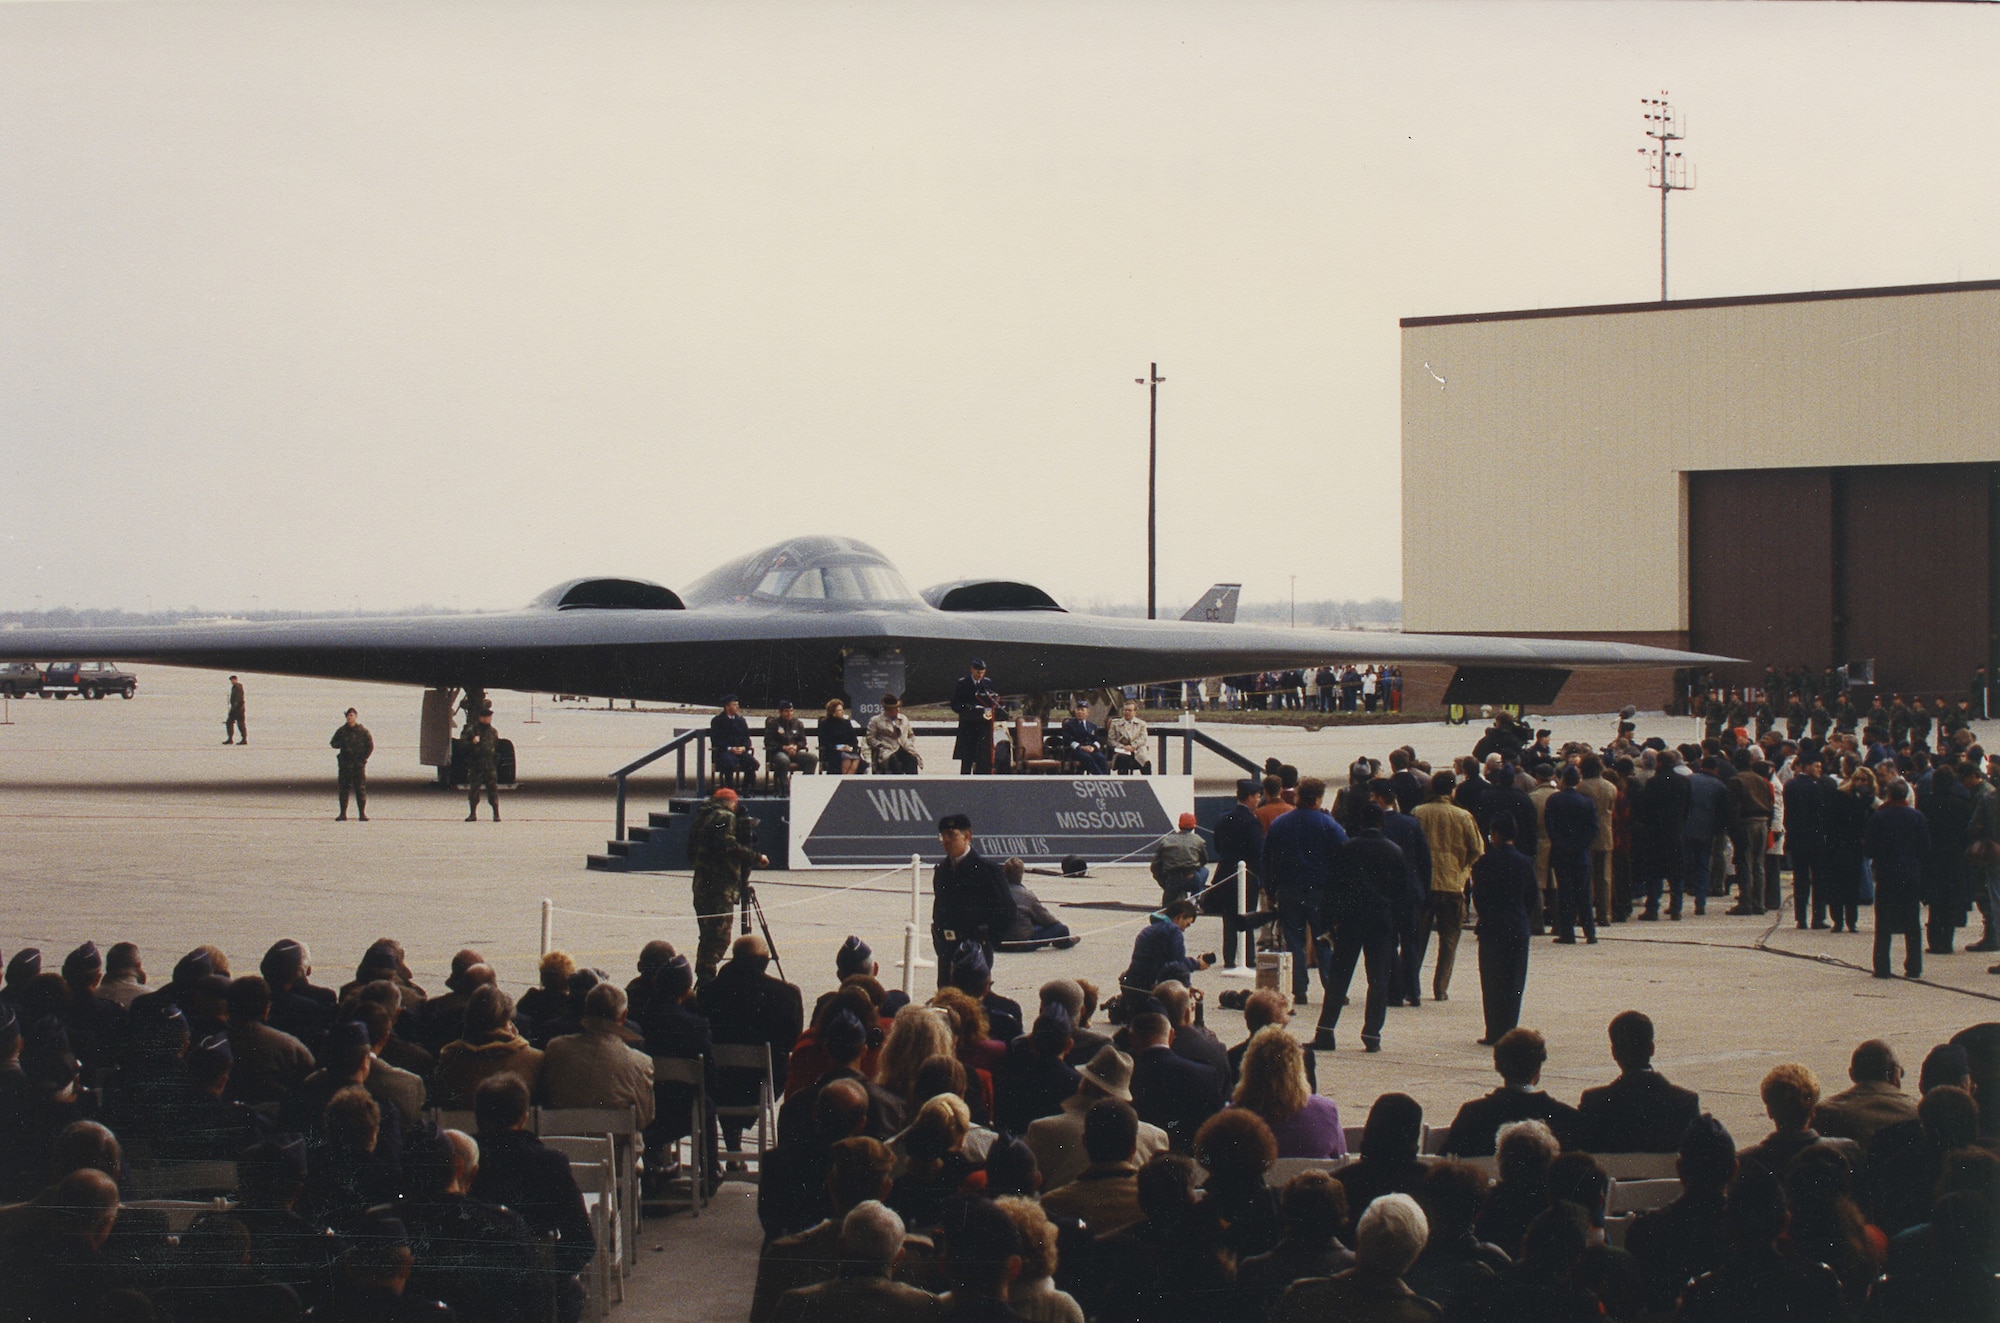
[762,700,819,790]
[465,707,502,822]
[224,675,247,745]
[330,707,373,822]
[688,787,766,981]
[930,813,1013,986]
[951,659,1000,774]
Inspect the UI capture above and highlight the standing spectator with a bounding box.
[1315,801,1405,1051]
[1543,766,1599,945]
[929,815,1013,985]
[1578,755,1620,926]
[1411,772,1483,1003]
[1372,780,1433,1008]
[1971,761,2000,954]
[1920,764,1973,954]
[1726,754,1776,916]
[1260,778,1348,1006]
[1866,781,1931,979]
[1682,757,1732,917]
[1824,769,1879,935]
[1785,749,1833,929]
[1208,780,1266,970]
[1470,815,1538,1046]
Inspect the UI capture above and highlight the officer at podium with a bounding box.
[952,659,1001,774]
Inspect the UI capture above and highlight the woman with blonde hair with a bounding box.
[929,986,1003,1121]
[888,1093,974,1232]
[875,1003,956,1106]
[997,1195,1086,1323]
[1233,1026,1346,1159]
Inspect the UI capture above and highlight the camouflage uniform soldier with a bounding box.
[330,707,373,821]
[224,676,247,745]
[464,708,501,822]
[687,786,765,981]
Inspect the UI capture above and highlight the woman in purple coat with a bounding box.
[1231,1026,1346,1158]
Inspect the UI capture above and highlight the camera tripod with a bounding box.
[737,882,787,985]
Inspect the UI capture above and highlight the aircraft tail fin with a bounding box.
[1181,583,1241,624]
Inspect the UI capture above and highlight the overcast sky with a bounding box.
[0,1,1993,615]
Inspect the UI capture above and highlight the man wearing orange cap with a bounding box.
[1150,812,1210,906]
[688,786,768,981]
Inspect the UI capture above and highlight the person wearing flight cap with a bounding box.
[60,942,124,1073]
[1150,813,1211,906]
[931,813,1014,990]
[952,659,1002,774]
[172,1031,273,1161]
[710,694,760,791]
[835,936,877,983]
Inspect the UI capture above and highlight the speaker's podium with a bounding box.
[786,775,1196,870]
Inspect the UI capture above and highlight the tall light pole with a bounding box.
[1639,93,1694,301]
[1135,363,1165,618]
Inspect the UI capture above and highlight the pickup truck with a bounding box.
[0,662,41,697]
[41,661,138,700]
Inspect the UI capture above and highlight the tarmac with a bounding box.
[4,663,1999,1322]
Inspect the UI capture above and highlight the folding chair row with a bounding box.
[564,1157,618,1323]
[649,1054,710,1216]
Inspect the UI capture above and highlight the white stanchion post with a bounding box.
[899,852,935,989]
[1220,860,1257,978]
[540,898,553,956]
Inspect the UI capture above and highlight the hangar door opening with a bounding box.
[1687,463,1998,694]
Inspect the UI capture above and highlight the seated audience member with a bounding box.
[1442,1029,1579,1157]
[1128,1012,1229,1155]
[1025,1047,1167,1191]
[57,943,124,1074]
[1625,1113,1737,1314]
[980,1135,1041,1199]
[995,1007,1080,1136]
[1236,1170,1355,1312]
[625,939,679,1024]
[779,1007,907,1144]
[225,974,316,1105]
[468,1073,597,1309]
[517,950,577,1048]
[392,1126,548,1323]
[877,1005,960,1110]
[165,1032,270,1161]
[304,1084,399,1225]
[936,1196,1027,1323]
[761,1079,873,1241]
[1863,1080,1979,1237]
[700,934,804,1147]
[540,982,655,1128]
[1811,1039,1919,1147]
[1575,1009,1700,1153]
[750,1136,900,1323]
[1227,989,1318,1093]
[948,948,1024,1047]
[890,1094,978,1234]
[817,699,866,776]
[1094,1153,1237,1323]
[1739,1061,1860,1175]
[99,942,148,1010]
[1119,902,1211,996]
[1864,1190,2000,1322]
[0,1169,128,1321]
[308,1209,454,1323]
[1336,1092,1428,1220]
[432,984,543,1108]
[1405,1160,1510,1313]
[1781,1143,1883,1308]
[997,1196,1085,1323]
[1232,1025,1344,1158]
[1039,1098,1147,1237]
[343,940,428,1021]
[1152,980,1232,1083]
[1034,979,1109,1066]
[1677,1164,1846,1322]
[1472,1120,1559,1260]
[349,982,434,1087]
[1468,1202,1601,1323]
[910,1056,1000,1167]
[1194,1108,1281,1260]
[930,987,1003,1122]
[417,950,493,1055]
[1545,1151,1646,1317]
[259,939,337,1055]
[1270,1193,1440,1323]
[997,860,1079,953]
[769,1200,941,1323]
[232,1138,342,1309]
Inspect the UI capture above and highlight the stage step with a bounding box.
[584,795,790,873]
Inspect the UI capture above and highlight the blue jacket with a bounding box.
[1212,803,1266,886]
[1121,915,1198,991]
[1380,810,1432,917]
[1683,772,1731,842]
[1261,807,1348,903]
[1544,788,1599,859]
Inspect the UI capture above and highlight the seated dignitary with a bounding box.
[1440,1028,1580,1156]
[710,694,761,788]
[769,1200,941,1323]
[867,695,923,774]
[818,699,865,775]
[1109,702,1152,774]
[765,701,820,789]
[1024,1046,1167,1189]
[1575,1010,1701,1153]
[1060,703,1111,775]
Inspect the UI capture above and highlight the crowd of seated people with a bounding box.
[6,908,2000,1322]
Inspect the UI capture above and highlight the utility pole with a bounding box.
[1639,93,1694,301]
[1135,363,1165,618]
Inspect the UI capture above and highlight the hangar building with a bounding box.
[1400,278,2000,708]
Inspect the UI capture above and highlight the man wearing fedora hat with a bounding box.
[1024,1045,1167,1190]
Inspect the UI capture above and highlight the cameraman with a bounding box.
[1119,899,1212,997]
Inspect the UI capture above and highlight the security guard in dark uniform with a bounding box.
[951,660,1000,774]
[930,813,1012,987]
[465,707,501,821]
[330,708,373,821]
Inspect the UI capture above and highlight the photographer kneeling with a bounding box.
[1119,900,1213,999]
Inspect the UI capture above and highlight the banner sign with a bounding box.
[786,775,1196,869]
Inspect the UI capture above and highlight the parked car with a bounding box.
[40,661,138,700]
[0,662,42,697]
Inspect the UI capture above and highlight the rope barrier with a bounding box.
[548,861,913,925]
